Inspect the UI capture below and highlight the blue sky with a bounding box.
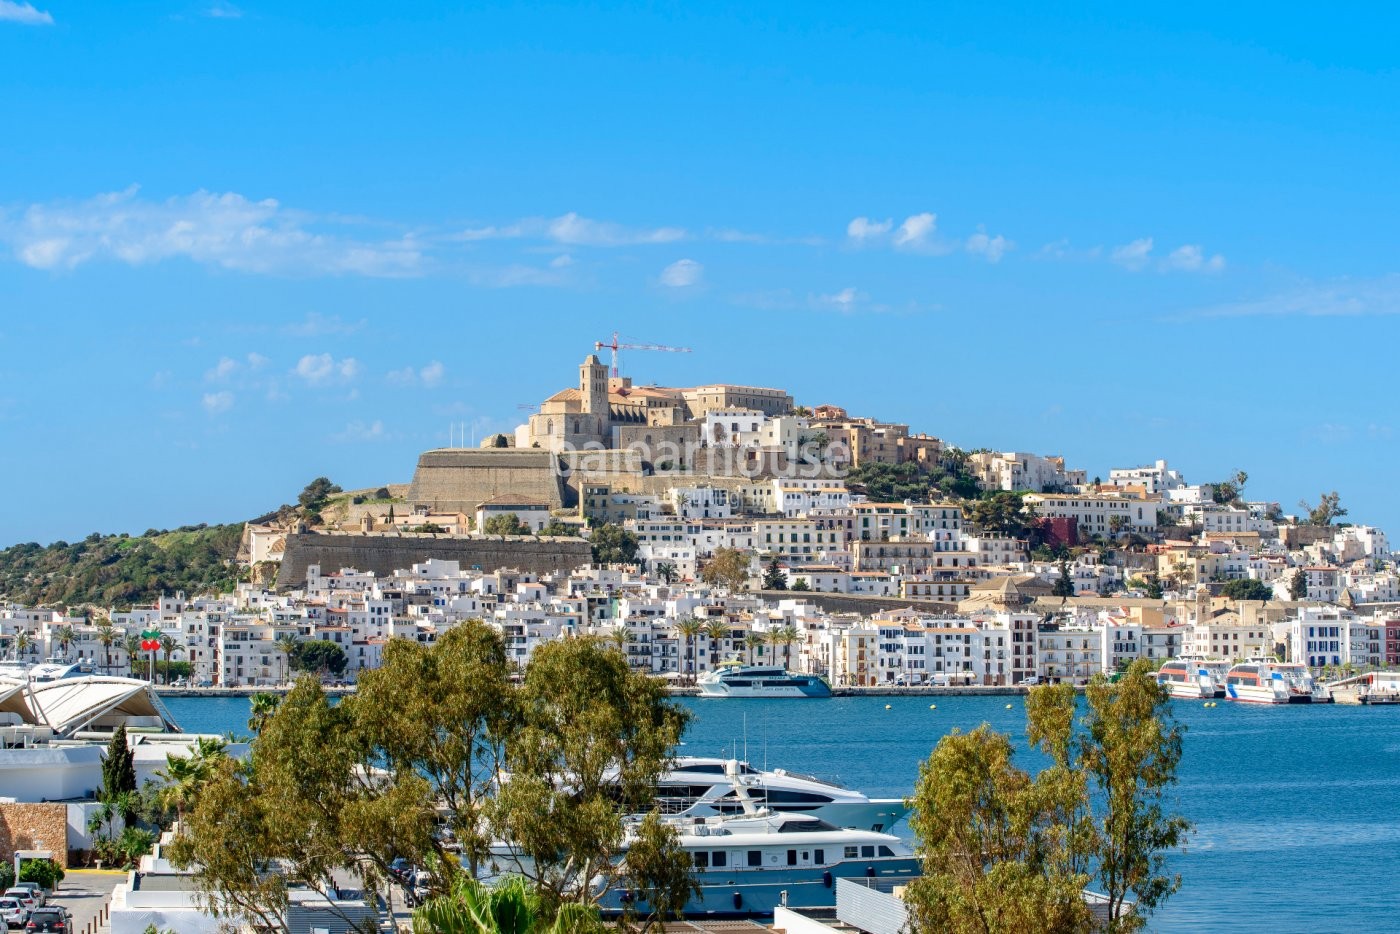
[2,1,1398,546]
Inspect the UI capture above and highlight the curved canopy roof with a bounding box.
[0,675,180,738]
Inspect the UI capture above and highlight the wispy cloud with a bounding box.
[333,419,388,443]
[204,1,242,18]
[457,212,685,247]
[659,258,703,288]
[3,186,424,276]
[893,213,939,251]
[966,230,1011,263]
[846,217,893,242]
[201,390,234,415]
[1111,237,1155,271]
[387,361,446,388]
[1110,236,1224,273]
[282,312,367,337]
[813,287,865,312]
[1182,275,1400,319]
[0,1,53,25]
[293,353,360,385]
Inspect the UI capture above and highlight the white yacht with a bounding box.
[697,665,830,698]
[599,811,919,916]
[1224,659,1324,704]
[656,757,907,832]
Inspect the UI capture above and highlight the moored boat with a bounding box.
[1157,657,1228,699]
[1224,659,1321,704]
[696,665,830,698]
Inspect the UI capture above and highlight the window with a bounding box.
[815,848,825,864]
[693,852,708,868]
[861,845,875,858]
[844,846,858,858]
[712,851,727,867]
[747,850,762,867]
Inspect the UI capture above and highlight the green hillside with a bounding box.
[0,523,245,609]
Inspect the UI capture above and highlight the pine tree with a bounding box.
[762,557,788,590]
[101,723,138,822]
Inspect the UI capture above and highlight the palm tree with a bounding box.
[676,619,703,682]
[778,624,800,670]
[156,737,228,825]
[703,619,730,672]
[159,635,178,683]
[275,634,299,685]
[743,632,764,665]
[412,873,598,934]
[655,562,678,584]
[97,623,117,673]
[14,631,32,661]
[247,693,281,735]
[55,625,76,659]
[123,633,144,678]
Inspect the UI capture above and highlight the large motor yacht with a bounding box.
[696,665,831,698]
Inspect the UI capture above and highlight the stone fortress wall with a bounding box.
[275,531,592,590]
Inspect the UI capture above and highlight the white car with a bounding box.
[8,885,42,908]
[0,896,27,929]
[1018,676,1041,686]
[0,892,33,914]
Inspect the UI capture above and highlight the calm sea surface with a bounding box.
[163,694,1400,933]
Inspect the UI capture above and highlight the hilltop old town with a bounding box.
[3,354,1391,689]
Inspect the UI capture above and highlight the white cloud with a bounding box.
[202,390,234,414]
[846,217,893,241]
[467,264,574,288]
[294,353,359,385]
[246,352,269,369]
[387,361,446,388]
[419,360,445,387]
[282,312,366,336]
[1164,243,1225,273]
[549,254,575,268]
[966,231,1011,263]
[456,213,686,247]
[3,187,423,276]
[815,287,864,312]
[205,1,242,17]
[1111,237,1155,271]
[546,212,686,247]
[659,258,703,288]
[1181,275,1400,319]
[893,213,938,249]
[205,357,238,381]
[334,420,387,443]
[0,1,52,24]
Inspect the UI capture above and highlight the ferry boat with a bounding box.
[655,757,907,831]
[696,665,831,698]
[1156,658,1228,699]
[1223,659,1321,704]
[598,811,919,917]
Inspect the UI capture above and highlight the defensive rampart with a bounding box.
[406,448,567,513]
[275,531,592,590]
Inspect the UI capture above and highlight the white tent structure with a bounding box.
[0,674,180,740]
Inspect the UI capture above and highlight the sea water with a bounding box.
[163,694,1400,932]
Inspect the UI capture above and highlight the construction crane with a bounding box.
[594,331,691,379]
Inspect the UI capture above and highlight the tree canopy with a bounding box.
[170,626,694,932]
[589,523,639,566]
[700,548,750,590]
[1221,578,1272,602]
[1300,491,1347,527]
[287,639,348,677]
[483,513,532,536]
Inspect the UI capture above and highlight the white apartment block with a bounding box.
[1108,459,1186,494]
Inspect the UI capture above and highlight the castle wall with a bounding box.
[406,449,566,514]
[275,532,592,590]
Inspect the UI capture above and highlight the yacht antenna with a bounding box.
[743,712,748,764]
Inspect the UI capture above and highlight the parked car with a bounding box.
[0,897,27,930]
[1018,676,1041,686]
[23,907,71,932]
[7,888,41,910]
[1,892,34,913]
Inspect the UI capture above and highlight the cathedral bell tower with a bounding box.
[580,354,609,435]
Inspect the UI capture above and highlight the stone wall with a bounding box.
[275,532,593,590]
[749,590,958,616]
[407,449,567,514]
[0,802,70,867]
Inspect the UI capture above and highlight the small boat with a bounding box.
[1224,659,1322,704]
[1156,657,1228,699]
[697,665,830,698]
